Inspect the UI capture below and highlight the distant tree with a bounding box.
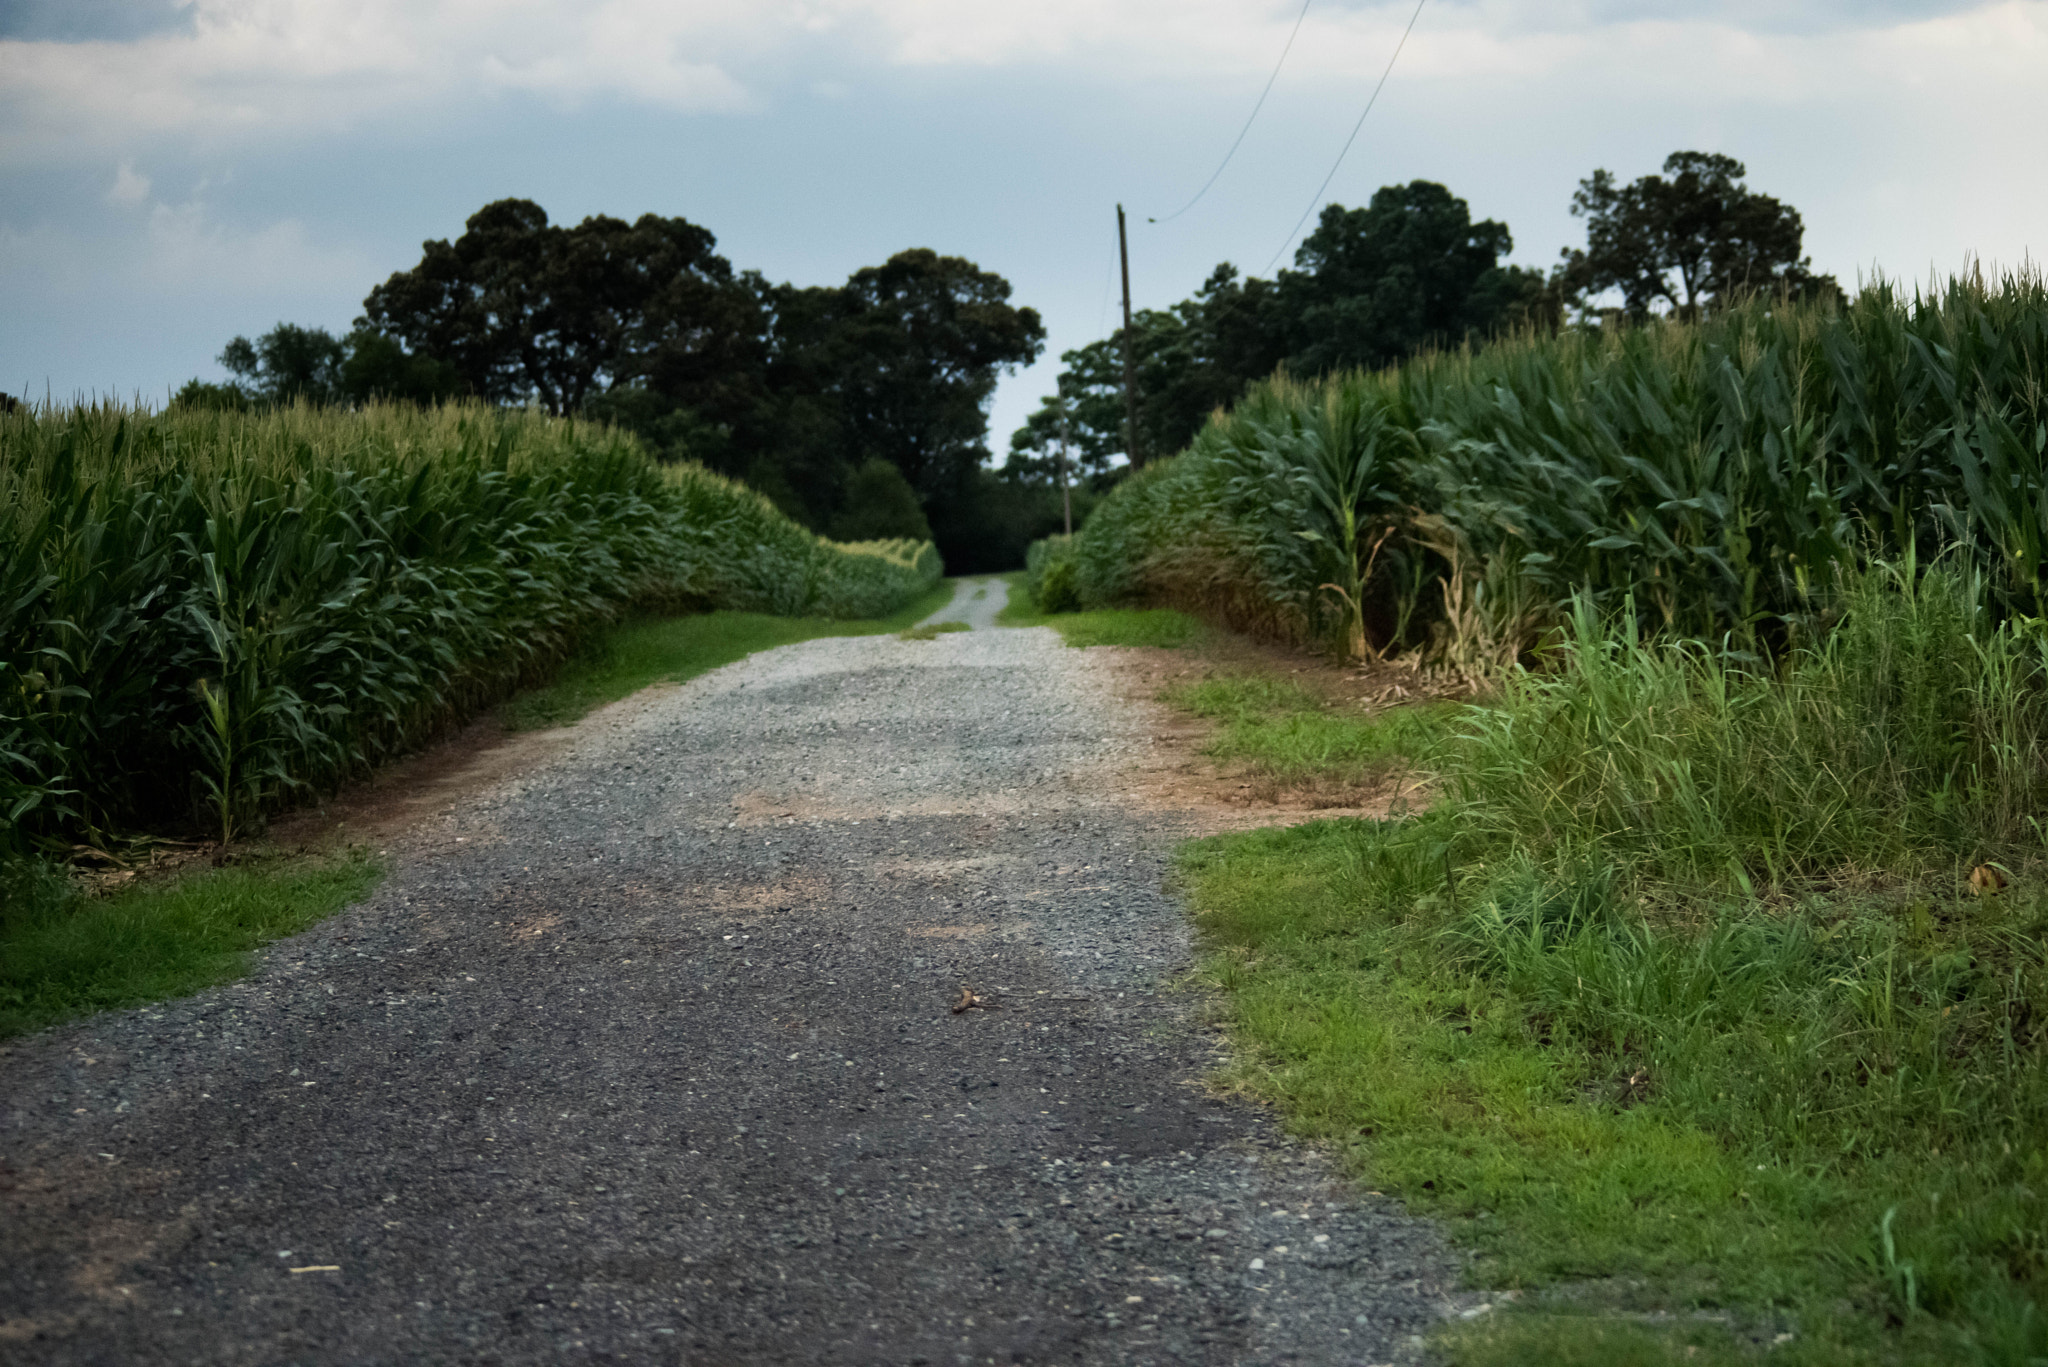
[169,380,253,412]
[828,458,933,543]
[833,249,1046,501]
[359,199,748,415]
[1278,181,1545,374]
[1556,151,1839,319]
[1010,265,1289,477]
[219,322,348,406]
[186,322,459,410]
[336,199,1061,561]
[1009,181,1548,475]
[338,329,462,405]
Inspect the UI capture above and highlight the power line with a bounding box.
[1263,0,1428,275]
[1150,0,1314,225]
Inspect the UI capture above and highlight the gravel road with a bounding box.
[0,594,1464,1365]
[917,578,1009,632]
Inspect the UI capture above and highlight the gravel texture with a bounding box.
[917,577,1009,631]
[0,597,1466,1365]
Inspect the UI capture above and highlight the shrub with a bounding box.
[1036,558,1081,613]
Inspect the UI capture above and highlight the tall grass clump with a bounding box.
[1460,554,2048,883]
[1185,558,2048,1357]
[0,400,939,850]
[1054,269,2048,665]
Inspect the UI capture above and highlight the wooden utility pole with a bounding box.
[1117,203,1141,468]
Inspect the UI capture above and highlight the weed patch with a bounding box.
[1167,673,1456,784]
[1179,566,2048,1363]
[0,851,383,1038]
[997,576,1202,649]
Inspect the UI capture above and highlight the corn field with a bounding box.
[0,401,940,850]
[1048,269,2048,663]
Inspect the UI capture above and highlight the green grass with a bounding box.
[0,851,383,1038]
[502,579,956,730]
[1165,673,1456,781]
[1173,566,2048,1364]
[996,573,1203,647]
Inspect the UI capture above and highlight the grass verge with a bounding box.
[1,851,383,1039]
[996,573,1204,648]
[1171,567,2048,1365]
[502,579,956,730]
[1165,672,1455,787]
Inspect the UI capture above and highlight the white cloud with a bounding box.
[107,159,151,205]
[8,0,2039,170]
[2,189,370,301]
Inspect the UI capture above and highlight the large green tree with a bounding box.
[201,202,1052,566]
[217,323,346,406]
[182,322,457,410]
[1009,180,1539,476]
[359,199,747,415]
[833,249,1045,500]
[1556,151,1838,318]
[1279,181,1547,375]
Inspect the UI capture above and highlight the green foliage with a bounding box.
[0,400,940,850]
[0,850,382,1038]
[183,325,462,412]
[358,203,1046,569]
[1165,674,1453,782]
[362,199,748,416]
[1065,271,2048,659]
[1036,559,1081,613]
[169,379,254,413]
[1026,536,1083,613]
[834,249,1047,501]
[1007,180,1543,470]
[1558,151,1839,319]
[831,458,934,542]
[1459,559,2048,883]
[1177,564,2048,1361]
[1280,182,1549,376]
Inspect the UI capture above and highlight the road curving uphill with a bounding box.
[0,591,1463,1365]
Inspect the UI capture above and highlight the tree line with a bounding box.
[181,151,1829,572]
[1005,150,1835,494]
[179,201,1052,570]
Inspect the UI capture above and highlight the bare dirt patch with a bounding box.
[1090,637,1461,834]
[266,714,573,859]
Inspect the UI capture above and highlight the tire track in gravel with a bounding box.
[0,598,1467,1365]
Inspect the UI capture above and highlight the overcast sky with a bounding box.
[3,0,2043,451]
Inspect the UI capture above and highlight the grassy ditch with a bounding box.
[503,579,955,729]
[996,572,1203,648]
[1174,565,2048,1364]
[1,851,382,1039]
